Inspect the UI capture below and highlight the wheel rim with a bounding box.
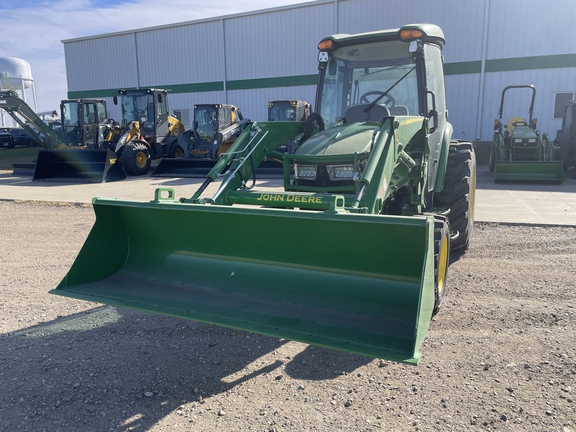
[437,235,449,296]
[135,151,148,168]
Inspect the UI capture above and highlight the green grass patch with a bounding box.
[0,147,38,170]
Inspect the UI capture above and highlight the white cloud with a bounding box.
[0,0,309,113]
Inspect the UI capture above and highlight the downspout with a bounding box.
[475,0,490,140]
[334,0,339,33]
[221,19,228,104]
[133,32,141,89]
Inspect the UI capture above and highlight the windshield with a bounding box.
[195,106,218,142]
[121,92,155,130]
[317,40,419,127]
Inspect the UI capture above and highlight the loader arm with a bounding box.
[0,90,61,148]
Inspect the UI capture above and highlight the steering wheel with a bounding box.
[512,121,528,127]
[360,91,395,107]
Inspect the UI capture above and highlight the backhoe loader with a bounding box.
[51,24,476,365]
[0,90,124,181]
[489,85,564,183]
[33,98,126,182]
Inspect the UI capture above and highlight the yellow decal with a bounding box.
[256,193,323,204]
[109,158,117,164]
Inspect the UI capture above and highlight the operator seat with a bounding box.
[343,104,390,123]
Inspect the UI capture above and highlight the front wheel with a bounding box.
[168,141,184,158]
[435,141,476,253]
[432,216,450,315]
[121,140,151,176]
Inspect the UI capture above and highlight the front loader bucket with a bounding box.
[51,198,436,364]
[494,161,565,183]
[33,149,126,182]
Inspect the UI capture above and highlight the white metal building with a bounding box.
[63,0,576,141]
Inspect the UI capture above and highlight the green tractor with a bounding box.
[554,99,576,177]
[489,85,564,183]
[51,24,475,365]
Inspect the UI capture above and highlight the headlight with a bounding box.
[295,164,317,180]
[514,139,523,144]
[528,138,536,143]
[327,164,355,180]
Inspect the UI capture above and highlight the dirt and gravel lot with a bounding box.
[0,200,575,432]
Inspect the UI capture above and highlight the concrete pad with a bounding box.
[1,163,575,226]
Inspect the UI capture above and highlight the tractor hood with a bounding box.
[510,125,538,140]
[296,122,378,156]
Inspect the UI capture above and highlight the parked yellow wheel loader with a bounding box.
[489,85,564,183]
[51,24,476,365]
[112,88,185,176]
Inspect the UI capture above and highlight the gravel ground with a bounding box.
[0,200,575,432]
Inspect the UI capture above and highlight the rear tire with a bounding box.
[121,140,151,176]
[489,144,495,172]
[435,141,476,252]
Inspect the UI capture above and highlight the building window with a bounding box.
[554,92,575,118]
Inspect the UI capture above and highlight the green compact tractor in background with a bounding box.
[489,85,564,183]
[51,24,476,365]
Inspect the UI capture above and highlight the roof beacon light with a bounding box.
[400,29,423,40]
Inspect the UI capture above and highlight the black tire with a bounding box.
[488,144,495,173]
[302,112,325,138]
[435,141,476,253]
[168,140,184,158]
[432,215,450,315]
[121,140,151,176]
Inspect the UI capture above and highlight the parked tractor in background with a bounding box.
[112,88,184,175]
[268,100,310,122]
[151,104,246,177]
[0,90,124,181]
[51,24,476,365]
[33,98,126,182]
[554,99,576,177]
[489,85,564,183]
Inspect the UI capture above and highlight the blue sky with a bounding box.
[0,0,308,115]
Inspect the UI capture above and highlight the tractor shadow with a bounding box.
[0,305,372,431]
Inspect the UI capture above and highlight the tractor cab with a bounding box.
[60,99,109,148]
[290,24,449,200]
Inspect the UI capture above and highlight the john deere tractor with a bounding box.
[554,99,576,177]
[51,24,475,365]
[489,85,564,183]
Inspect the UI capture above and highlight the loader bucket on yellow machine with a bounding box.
[33,149,126,182]
[494,161,565,183]
[51,197,436,364]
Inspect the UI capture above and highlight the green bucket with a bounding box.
[51,197,436,364]
[494,161,565,183]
